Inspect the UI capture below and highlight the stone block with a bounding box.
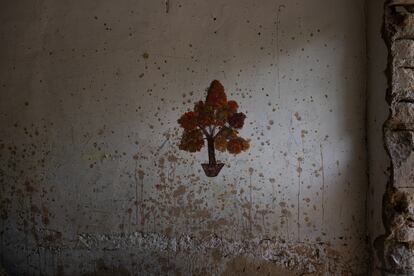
[389,0,414,5]
[385,130,414,166]
[394,154,414,188]
[385,130,414,187]
[395,226,414,242]
[390,14,414,40]
[383,188,414,229]
[393,40,414,68]
[390,102,414,130]
[392,68,414,100]
[384,239,414,273]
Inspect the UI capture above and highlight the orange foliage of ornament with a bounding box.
[177,111,199,130]
[179,129,204,152]
[228,112,246,129]
[206,80,227,108]
[227,137,250,154]
[227,100,238,112]
[214,134,228,152]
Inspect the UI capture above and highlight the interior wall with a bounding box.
[0,0,369,275]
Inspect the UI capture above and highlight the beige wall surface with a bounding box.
[0,0,369,275]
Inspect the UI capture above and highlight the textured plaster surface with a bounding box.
[0,0,369,275]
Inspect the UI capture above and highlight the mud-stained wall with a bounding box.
[0,0,369,275]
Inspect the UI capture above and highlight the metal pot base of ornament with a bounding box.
[201,163,224,177]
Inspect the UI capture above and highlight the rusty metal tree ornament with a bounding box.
[177,80,250,177]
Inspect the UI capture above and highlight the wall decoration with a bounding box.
[177,80,250,177]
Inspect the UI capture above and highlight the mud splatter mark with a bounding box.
[167,154,178,183]
[133,159,145,229]
[41,205,49,225]
[173,185,186,198]
[248,167,254,236]
[296,156,303,241]
[320,143,325,230]
[223,256,296,276]
[269,178,276,209]
[138,170,145,227]
[275,5,285,99]
[165,0,170,13]
[127,208,132,232]
[81,259,131,276]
